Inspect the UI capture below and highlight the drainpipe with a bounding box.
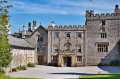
[83,30,86,66]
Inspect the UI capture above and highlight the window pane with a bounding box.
[66,33,70,37]
[78,33,81,37]
[55,33,59,38]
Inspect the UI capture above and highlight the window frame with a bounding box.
[78,33,82,38]
[101,32,107,38]
[77,46,81,53]
[76,56,82,62]
[55,33,59,38]
[97,44,108,53]
[55,46,59,53]
[66,33,70,38]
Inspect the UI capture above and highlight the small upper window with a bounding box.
[41,46,45,52]
[55,33,59,38]
[38,36,44,42]
[101,33,107,38]
[55,46,59,52]
[77,46,81,53]
[78,33,81,37]
[66,33,70,38]
[66,46,70,51]
[102,21,105,25]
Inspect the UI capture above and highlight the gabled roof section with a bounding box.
[31,25,48,35]
[8,35,34,48]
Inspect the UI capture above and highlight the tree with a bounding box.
[0,0,12,71]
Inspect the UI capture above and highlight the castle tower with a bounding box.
[22,26,26,39]
[32,20,37,31]
[51,21,55,28]
[28,22,31,31]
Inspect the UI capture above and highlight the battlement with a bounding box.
[48,25,86,31]
[86,5,120,20]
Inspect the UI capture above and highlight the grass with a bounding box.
[79,73,120,79]
[0,72,41,79]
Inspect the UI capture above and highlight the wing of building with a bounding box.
[7,35,36,71]
[14,5,120,67]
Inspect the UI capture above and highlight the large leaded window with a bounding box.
[97,44,108,53]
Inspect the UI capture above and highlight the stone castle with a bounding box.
[14,5,120,67]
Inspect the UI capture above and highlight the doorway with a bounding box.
[38,55,44,65]
[63,57,71,67]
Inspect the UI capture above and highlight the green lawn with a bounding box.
[0,77,41,79]
[5,77,41,79]
[0,73,41,79]
[79,73,120,79]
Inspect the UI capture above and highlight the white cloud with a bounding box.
[9,0,118,15]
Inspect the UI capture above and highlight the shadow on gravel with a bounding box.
[98,66,120,73]
[64,78,79,79]
[48,73,96,75]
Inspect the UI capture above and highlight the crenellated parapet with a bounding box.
[48,25,86,31]
[86,5,120,21]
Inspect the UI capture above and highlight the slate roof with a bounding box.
[8,35,34,48]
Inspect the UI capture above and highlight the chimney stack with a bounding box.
[51,21,55,28]
[22,26,26,39]
[115,5,120,13]
[23,26,25,31]
[32,20,37,31]
[28,22,31,31]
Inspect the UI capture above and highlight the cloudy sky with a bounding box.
[8,0,120,33]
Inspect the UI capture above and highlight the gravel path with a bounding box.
[7,65,120,79]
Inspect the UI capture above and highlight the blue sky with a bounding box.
[8,0,120,33]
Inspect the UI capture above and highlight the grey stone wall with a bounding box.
[86,8,120,65]
[48,25,86,65]
[25,26,48,64]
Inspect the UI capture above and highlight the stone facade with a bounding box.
[16,5,120,67]
[7,35,36,72]
[48,25,86,66]
[85,5,120,66]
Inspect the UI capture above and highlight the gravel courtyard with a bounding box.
[7,65,120,79]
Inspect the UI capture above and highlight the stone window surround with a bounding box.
[100,32,107,38]
[54,45,59,53]
[77,32,82,38]
[95,42,109,53]
[76,56,82,62]
[54,32,59,38]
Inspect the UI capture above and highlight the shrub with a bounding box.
[28,62,35,67]
[0,69,5,73]
[110,60,119,66]
[17,65,26,70]
[12,68,18,72]
[21,65,26,70]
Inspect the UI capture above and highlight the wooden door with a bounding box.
[38,56,44,65]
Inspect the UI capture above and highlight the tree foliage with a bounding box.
[0,0,12,69]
